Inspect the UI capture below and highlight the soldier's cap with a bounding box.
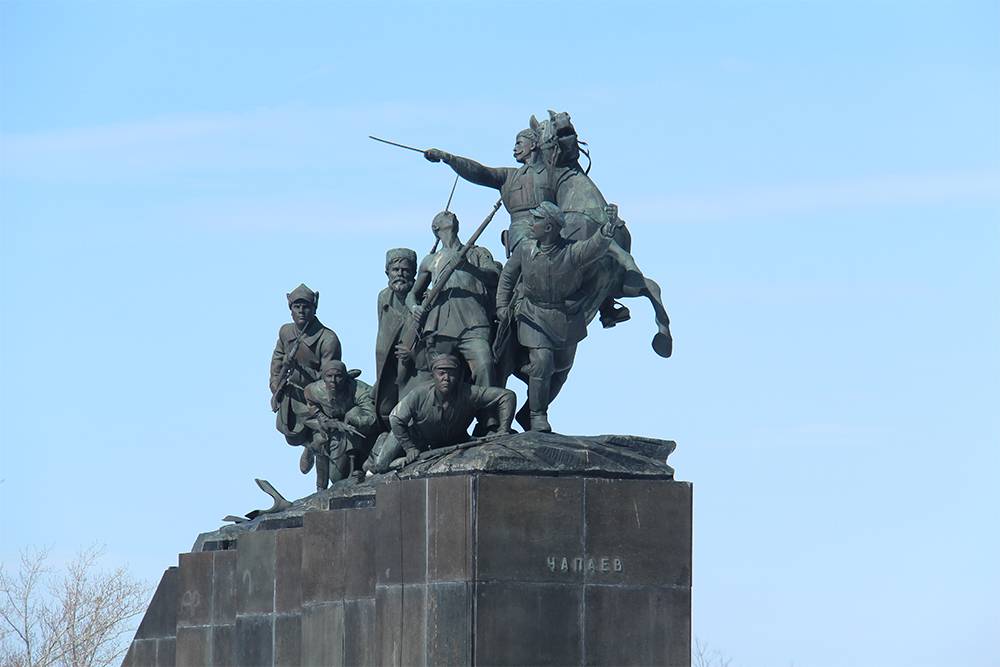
[430,353,462,371]
[286,283,318,306]
[321,360,362,378]
[516,127,538,144]
[530,201,565,227]
[385,248,417,270]
[431,210,458,231]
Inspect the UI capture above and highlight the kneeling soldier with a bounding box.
[367,353,515,474]
[303,360,376,489]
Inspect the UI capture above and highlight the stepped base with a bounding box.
[124,434,691,666]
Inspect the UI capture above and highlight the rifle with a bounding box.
[306,417,365,459]
[430,175,460,255]
[319,418,364,441]
[270,324,311,412]
[397,198,503,385]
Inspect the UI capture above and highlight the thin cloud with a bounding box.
[0,101,529,183]
[630,170,1000,223]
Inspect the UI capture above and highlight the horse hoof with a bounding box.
[652,332,673,358]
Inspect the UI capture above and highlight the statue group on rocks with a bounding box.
[270,111,673,492]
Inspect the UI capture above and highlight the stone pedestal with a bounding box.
[123,433,690,666]
[375,474,691,666]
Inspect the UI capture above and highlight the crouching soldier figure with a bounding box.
[365,353,515,474]
[270,284,342,458]
[303,360,376,489]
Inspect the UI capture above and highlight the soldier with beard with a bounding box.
[373,248,427,429]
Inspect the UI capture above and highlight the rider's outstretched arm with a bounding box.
[425,149,511,190]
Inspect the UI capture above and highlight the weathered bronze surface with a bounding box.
[365,352,515,473]
[372,248,423,429]
[402,208,503,390]
[269,284,342,446]
[425,111,673,358]
[303,360,376,489]
[268,111,675,475]
[496,201,623,431]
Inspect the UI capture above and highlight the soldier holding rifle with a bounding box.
[269,284,342,468]
[406,210,501,390]
[303,360,376,489]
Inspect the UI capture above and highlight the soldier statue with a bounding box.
[406,211,501,389]
[270,284,343,463]
[303,360,376,489]
[496,202,624,432]
[424,127,553,257]
[365,353,515,474]
[423,112,672,355]
[373,247,427,429]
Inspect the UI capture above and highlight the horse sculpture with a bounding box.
[415,110,673,428]
[534,110,673,359]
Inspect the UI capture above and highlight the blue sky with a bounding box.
[1,1,998,665]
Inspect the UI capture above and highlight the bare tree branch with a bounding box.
[694,636,733,667]
[0,545,150,667]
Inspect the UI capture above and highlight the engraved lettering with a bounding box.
[544,555,625,573]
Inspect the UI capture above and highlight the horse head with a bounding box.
[534,110,581,169]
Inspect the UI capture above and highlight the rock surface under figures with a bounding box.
[193,431,675,551]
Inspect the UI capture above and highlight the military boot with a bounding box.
[529,411,552,432]
[528,375,553,432]
[314,454,330,491]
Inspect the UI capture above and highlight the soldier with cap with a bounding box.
[424,126,553,256]
[303,360,376,489]
[496,201,624,432]
[269,284,343,465]
[365,352,516,474]
[373,247,427,428]
[406,211,501,390]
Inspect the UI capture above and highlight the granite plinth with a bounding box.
[125,433,689,666]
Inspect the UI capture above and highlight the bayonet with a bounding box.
[430,175,461,255]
